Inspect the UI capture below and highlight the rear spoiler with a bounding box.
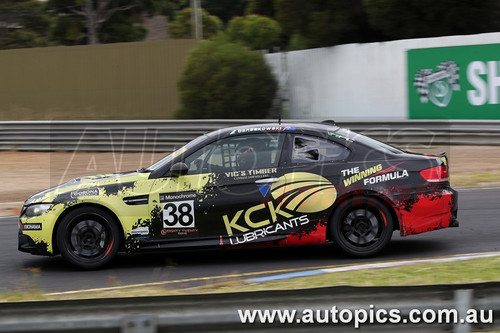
[434,152,448,167]
[405,150,449,166]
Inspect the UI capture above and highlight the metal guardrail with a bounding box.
[0,282,498,332]
[1,119,500,152]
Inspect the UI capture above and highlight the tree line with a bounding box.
[2,0,500,50]
[3,0,500,120]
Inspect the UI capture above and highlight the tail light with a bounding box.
[420,165,449,183]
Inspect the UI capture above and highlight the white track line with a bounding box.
[250,252,500,282]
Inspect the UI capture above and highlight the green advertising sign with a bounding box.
[408,43,500,119]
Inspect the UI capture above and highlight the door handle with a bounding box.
[255,177,280,184]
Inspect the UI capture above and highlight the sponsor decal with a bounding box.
[130,226,149,236]
[342,163,407,186]
[22,223,42,231]
[328,132,353,142]
[225,168,277,181]
[408,44,500,119]
[225,168,277,178]
[364,170,409,185]
[160,192,196,201]
[257,184,271,197]
[342,164,383,186]
[223,173,336,236]
[70,188,100,198]
[270,173,336,213]
[230,126,296,135]
[414,60,460,107]
[162,228,199,236]
[223,201,291,236]
[229,215,309,245]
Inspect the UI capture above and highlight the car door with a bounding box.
[145,132,287,248]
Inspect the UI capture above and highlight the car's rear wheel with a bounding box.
[330,197,393,257]
[56,207,120,269]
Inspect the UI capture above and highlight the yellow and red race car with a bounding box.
[19,122,458,269]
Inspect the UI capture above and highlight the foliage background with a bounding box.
[2,0,500,120]
[176,38,277,119]
[3,0,500,50]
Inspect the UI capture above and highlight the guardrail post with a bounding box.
[454,289,473,333]
[121,314,157,333]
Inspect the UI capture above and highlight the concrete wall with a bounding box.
[265,32,500,120]
[3,33,500,121]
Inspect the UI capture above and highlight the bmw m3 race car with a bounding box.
[19,121,458,269]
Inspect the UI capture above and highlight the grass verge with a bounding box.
[451,170,500,187]
[2,256,499,302]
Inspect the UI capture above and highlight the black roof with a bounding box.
[206,121,352,140]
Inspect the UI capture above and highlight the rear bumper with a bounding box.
[399,186,458,236]
[449,187,459,227]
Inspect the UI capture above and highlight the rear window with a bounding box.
[335,128,403,154]
[292,135,350,164]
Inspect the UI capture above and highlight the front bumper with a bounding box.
[18,231,52,256]
[18,202,66,256]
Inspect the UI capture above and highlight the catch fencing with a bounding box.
[1,119,500,152]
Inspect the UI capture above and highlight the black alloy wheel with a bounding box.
[330,197,393,257]
[56,207,120,269]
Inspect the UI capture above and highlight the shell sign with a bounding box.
[408,43,500,119]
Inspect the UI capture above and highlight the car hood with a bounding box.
[24,171,151,205]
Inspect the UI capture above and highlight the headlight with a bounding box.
[24,204,52,218]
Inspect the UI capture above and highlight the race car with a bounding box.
[18,121,458,269]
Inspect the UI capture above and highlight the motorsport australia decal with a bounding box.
[223,173,336,244]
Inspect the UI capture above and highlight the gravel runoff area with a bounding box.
[1,145,500,216]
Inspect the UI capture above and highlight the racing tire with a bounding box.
[56,207,120,269]
[330,197,393,257]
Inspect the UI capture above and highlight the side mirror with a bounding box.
[169,162,189,177]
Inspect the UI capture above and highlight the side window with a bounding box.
[184,133,285,175]
[292,135,349,164]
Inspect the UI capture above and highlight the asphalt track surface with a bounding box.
[1,188,499,294]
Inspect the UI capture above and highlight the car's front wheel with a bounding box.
[56,207,120,269]
[330,197,393,257]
